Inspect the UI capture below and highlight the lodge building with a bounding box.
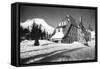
[51,15,91,43]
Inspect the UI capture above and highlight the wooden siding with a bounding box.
[62,25,78,43]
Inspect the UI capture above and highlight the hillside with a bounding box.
[20,40,95,64]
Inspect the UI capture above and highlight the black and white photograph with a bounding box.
[19,3,97,65]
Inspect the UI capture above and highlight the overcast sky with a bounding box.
[20,5,96,30]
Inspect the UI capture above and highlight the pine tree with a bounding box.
[20,26,30,42]
[34,39,39,46]
[34,25,40,46]
[31,22,40,46]
[31,22,36,40]
[38,24,42,39]
[42,30,46,39]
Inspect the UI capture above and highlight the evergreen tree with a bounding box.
[20,26,30,42]
[46,32,49,39]
[34,39,39,46]
[31,22,44,46]
[43,30,46,39]
[38,24,42,39]
[31,22,36,40]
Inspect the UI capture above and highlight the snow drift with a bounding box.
[20,40,86,59]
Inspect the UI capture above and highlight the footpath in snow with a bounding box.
[20,40,95,64]
[20,40,87,59]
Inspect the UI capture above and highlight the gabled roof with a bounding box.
[68,15,78,28]
[51,15,79,40]
[62,15,78,37]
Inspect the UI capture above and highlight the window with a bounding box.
[58,28,60,32]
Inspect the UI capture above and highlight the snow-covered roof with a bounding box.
[51,31,64,40]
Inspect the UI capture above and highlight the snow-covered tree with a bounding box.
[20,18,55,45]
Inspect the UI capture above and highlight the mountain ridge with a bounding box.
[20,18,54,35]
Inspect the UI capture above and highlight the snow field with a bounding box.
[20,40,86,59]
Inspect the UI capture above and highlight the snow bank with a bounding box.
[91,31,95,40]
[20,40,55,53]
[88,40,95,47]
[20,40,86,59]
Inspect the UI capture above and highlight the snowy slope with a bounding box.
[20,40,95,64]
[20,40,86,59]
[20,18,54,34]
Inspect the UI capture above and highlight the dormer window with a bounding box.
[68,18,70,22]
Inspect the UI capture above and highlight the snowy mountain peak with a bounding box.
[20,18,54,34]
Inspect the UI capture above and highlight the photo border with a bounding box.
[14,2,98,67]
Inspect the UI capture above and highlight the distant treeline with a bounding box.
[20,23,52,42]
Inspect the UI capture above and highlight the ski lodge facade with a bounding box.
[51,15,91,43]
